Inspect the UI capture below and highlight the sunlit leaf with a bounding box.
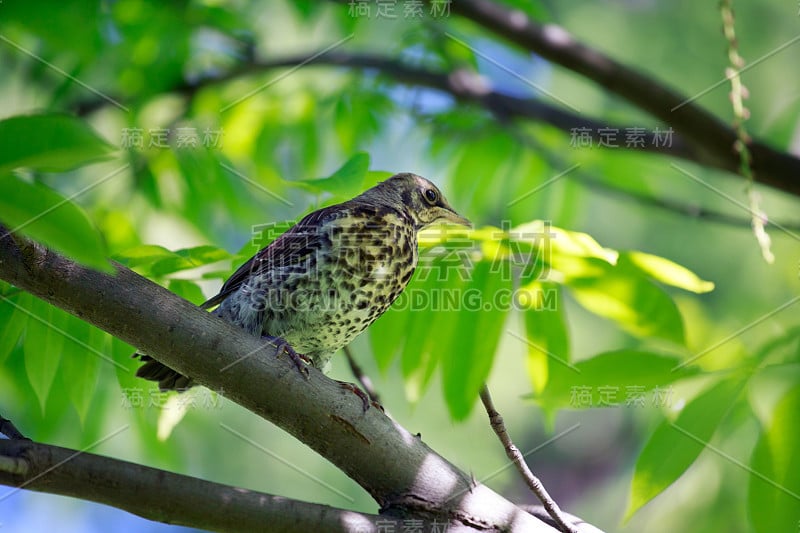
[157,393,192,441]
[748,383,800,533]
[566,259,685,345]
[0,173,111,271]
[625,377,745,519]
[96,210,141,254]
[0,113,115,173]
[620,251,714,294]
[522,282,568,393]
[513,221,617,264]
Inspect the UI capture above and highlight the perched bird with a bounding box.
[135,172,470,391]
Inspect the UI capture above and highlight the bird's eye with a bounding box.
[424,188,438,204]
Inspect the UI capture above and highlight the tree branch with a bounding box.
[448,0,800,196]
[0,413,29,440]
[0,438,416,532]
[569,171,800,230]
[174,50,800,196]
[0,228,578,531]
[343,346,382,405]
[480,386,577,533]
[74,49,799,197]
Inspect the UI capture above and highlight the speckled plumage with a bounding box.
[135,173,470,390]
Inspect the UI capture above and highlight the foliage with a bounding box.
[1,1,799,531]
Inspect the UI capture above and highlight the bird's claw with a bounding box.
[336,380,379,412]
[263,335,310,379]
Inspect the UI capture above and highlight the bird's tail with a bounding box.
[133,353,194,391]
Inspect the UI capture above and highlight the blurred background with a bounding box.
[1,1,799,532]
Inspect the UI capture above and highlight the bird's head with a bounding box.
[366,173,471,230]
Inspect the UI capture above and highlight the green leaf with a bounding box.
[168,279,207,305]
[0,173,110,271]
[60,318,106,423]
[369,306,410,373]
[512,221,617,264]
[0,113,115,173]
[149,245,231,276]
[619,251,714,294]
[362,170,394,191]
[566,259,685,345]
[443,34,479,70]
[521,282,568,394]
[176,150,265,229]
[625,377,745,520]
[452,136,514,213]
[116,244,231,277]
[289,152,370,198]
[24,298,68,412]
[111,336,138,392]
[442,261,509,420]
[399,267,463,401]
[0,292,29,363]
[114,244,178,268]
[533,350,698,410]
[748,383,800,533]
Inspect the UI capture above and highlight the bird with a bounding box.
[134,172,471,392]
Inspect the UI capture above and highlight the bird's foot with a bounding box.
[262,335,310,378]
[336,380,383,412]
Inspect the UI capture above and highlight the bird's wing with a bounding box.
[200,207,341,310]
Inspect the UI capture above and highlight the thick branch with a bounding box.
[449,0,800,196]
[0,230,564,531]
[0,439,411,533]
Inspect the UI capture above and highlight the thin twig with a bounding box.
[480,385,578,533]
[343,345,381,405]
[0,413,30,440]
[720,0,774,263]
[519,505,598,533]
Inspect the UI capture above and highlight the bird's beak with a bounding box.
[441,208,472,228]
